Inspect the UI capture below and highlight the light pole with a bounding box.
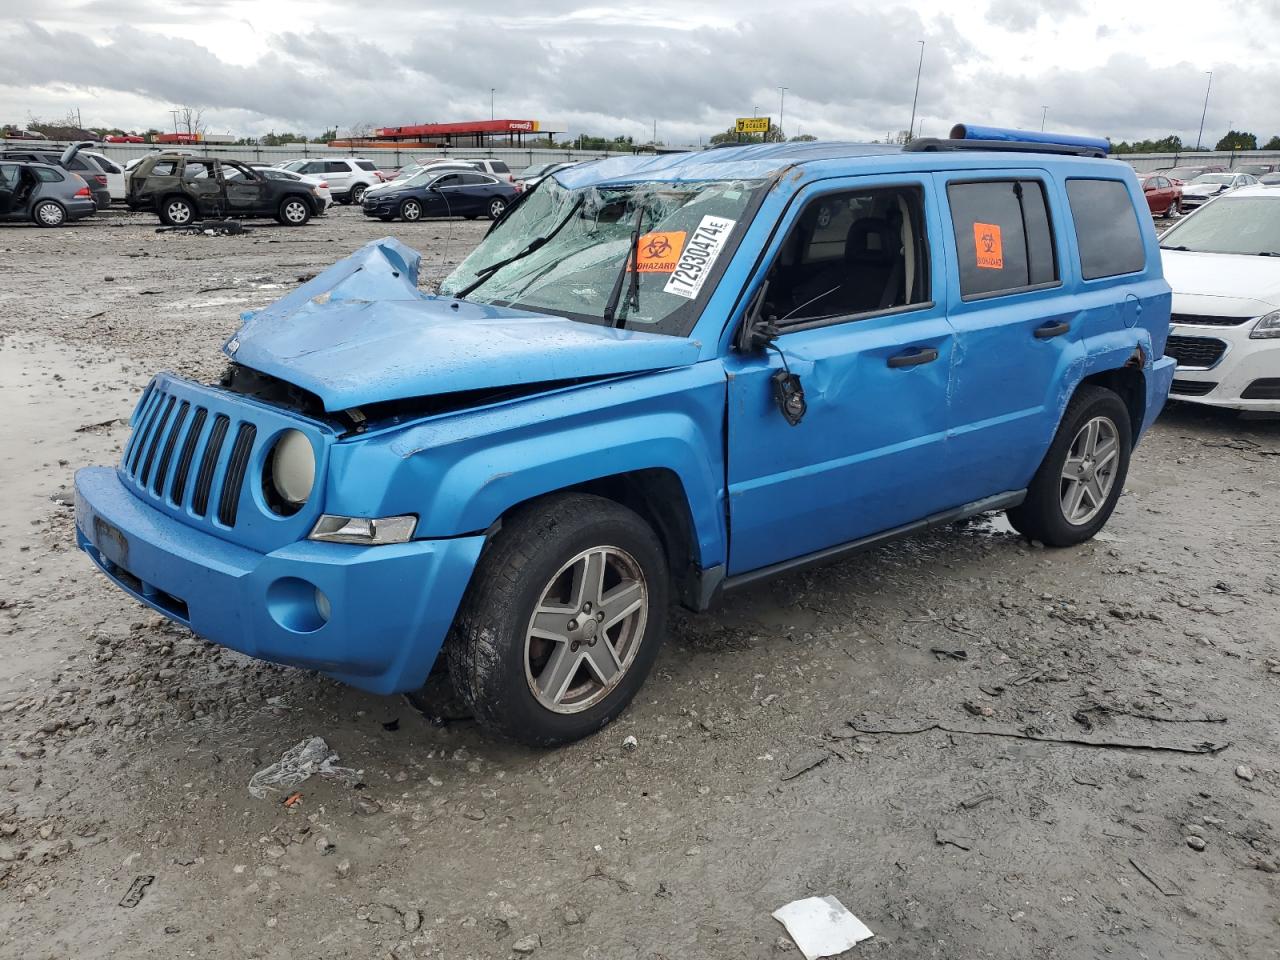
[778,86,787,142]
[1040,106,1048,131]
[907,40,925,141]
[1195,71,1212,151]
[490,88,495,121]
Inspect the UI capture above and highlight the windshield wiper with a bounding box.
[603,199,649,328]
[1256,251,1280,257]
[455,196,584,299]
[1160,244,1190,251]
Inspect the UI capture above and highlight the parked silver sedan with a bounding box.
[0,160,97,226]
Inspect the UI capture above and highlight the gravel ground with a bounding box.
[1,204,1278,960]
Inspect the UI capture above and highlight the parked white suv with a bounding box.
[81,150,127,201]
[277,158,382,204]
[460,158,513,183]
[1160,185,1280,411]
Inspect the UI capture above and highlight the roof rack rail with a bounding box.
[905,123,1109,159]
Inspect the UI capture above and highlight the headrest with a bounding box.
[845,217,899,265]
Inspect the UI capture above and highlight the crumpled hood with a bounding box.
[1182,183,1229,197]
[225,237,701,412]
[1162,248,1280,316]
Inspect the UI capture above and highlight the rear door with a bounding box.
[322,160,352,194]
[935,170,1084,503]
[181,158,224,215]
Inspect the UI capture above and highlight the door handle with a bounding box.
[887,347,939,368]
[1035,321,1071,339]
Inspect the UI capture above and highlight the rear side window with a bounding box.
[150,160,178,176]
[489,161,510,173]
[1066,180,1145,280]
[355,160,376,171]
[34,167,64,182]
[947,180,1058,299]
[324,161,348,174]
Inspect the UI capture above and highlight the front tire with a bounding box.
[400,198,423,222]
[32,200,66,227]
[277,197,311,226]
[446,493,669,747]
[1006,385,1132,547]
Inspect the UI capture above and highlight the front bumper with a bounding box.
[74,466,484,694]
[1166,322,1280,412]
[362,197,399,217]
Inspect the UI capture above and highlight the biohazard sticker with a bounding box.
[663,216,737,300]
[973,222,1004,270]
[630,231,686,272]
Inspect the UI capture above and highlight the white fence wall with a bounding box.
[3,139,634,169]
[1116,151,1280,172]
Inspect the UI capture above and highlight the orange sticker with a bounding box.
[631,231,686,272]
[973,222,1004,269]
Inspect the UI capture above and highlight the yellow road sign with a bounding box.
[735,117,771,134]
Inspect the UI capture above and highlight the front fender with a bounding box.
[323,362,729,570]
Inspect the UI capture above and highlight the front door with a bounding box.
[426,173,466,217]
[222,162,267,215]
[724,176,956,576]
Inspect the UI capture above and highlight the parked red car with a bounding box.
[1140,173,1182,217]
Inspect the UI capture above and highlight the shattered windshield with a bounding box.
[440,176,765,335]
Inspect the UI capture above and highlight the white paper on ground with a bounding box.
[772,896,874,960]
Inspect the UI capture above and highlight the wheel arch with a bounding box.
[31,197,67,222]
[280,191,317,213]
[1074,348,1147,442]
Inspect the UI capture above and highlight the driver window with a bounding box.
[764,185,929,326]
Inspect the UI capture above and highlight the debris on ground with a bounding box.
[850,715,1230,755]
[1236,764,1256,782]
[247,737,357,799]
[118,875,154,908]
[772,895,874,960]
[781,749,832,781]
[1129,857,1184,896]
[155,220,249,236]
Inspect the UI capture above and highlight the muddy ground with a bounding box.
[1,204,1278,960]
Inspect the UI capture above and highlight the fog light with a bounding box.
[315,587,331,623]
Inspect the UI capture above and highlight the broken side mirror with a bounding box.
[735,280,780,353]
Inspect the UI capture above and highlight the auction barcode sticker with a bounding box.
[663,216,737,300]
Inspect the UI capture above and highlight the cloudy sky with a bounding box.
[1,0,1276,146]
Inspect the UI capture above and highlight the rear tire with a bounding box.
[159,195,195,226]
[1166,201,1181,219]
[32,200,66,227]
[446,493,669,747]
[487,197,508,220]
[350,183,368,204]
[1006,385,1132,547]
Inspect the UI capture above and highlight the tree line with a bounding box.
[1109,131,1280,154]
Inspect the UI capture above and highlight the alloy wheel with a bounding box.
[1060,416,1120,526]
[283,200,307,224]
[167,200,192,224]
[524,546,648,714]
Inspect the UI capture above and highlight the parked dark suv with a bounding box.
[127,154,324,226]
[0,143,111,210]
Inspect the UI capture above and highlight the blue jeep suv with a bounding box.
[74,126,1175,746]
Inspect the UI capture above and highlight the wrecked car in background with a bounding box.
[126,153,326,227]
[74,126,1174,746]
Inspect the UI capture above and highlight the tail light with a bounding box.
[94,174,108,186]
[318,181,329,188]
[74,186,92,197]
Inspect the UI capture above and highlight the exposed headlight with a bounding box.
[1251,310,1280,339]
[270,429,316,506]
[309,515,416,545]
